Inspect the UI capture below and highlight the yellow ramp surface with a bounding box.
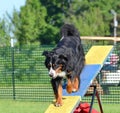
[85,45,113,65]
[45,96,80,113]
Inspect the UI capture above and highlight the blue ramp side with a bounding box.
[62,64,101,97]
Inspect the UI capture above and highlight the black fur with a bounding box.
[43,24,85,106]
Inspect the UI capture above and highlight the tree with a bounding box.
[12,0,47,45]
[9,0,120,45]
[64,0,120,36]
[0,18,10,46]
[39,0,67,44]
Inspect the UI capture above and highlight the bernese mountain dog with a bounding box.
[43,24,85,107]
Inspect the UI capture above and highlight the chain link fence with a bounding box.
[0,43,120,103]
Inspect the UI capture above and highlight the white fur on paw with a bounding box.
[55,103,62,107]
[72,88,77,92]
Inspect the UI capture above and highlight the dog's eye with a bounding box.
[47,64,51,68]
[52,64,56,67]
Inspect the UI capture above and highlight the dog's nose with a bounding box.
[49,73,53,77]
[49,68,56,78]
[49,72,54,77]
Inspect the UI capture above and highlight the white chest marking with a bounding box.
[49,66,66,79]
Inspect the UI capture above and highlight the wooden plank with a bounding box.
[46,45,113,113]
[63,65,101,97]
[45,96,81,113]
[85,46,113,65]
[81,36,120,42]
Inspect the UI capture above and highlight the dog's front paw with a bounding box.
[55,102,62,107]
[72,88,78,93]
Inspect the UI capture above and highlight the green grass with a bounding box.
[0,99,120,113]
[0,99,50,113]
[93,104,120,113]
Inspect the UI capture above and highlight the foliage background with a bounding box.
[0,0,120,46]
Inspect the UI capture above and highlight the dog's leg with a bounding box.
[51,78,63,107]
[66,75,80,93]
[56,83,62,106]
[66,78,73,93]
[72,76,80,92]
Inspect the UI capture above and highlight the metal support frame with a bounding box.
[85,85,103,113]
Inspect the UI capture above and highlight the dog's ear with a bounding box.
[42,51,49,57]
[43,51,55,58]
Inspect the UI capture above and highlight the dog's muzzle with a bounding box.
[49,67,57,79]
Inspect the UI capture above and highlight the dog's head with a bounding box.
[43,51,68,79]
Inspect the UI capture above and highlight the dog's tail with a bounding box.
[60,24,80,37]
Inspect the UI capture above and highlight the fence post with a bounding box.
[11,38,16,100]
